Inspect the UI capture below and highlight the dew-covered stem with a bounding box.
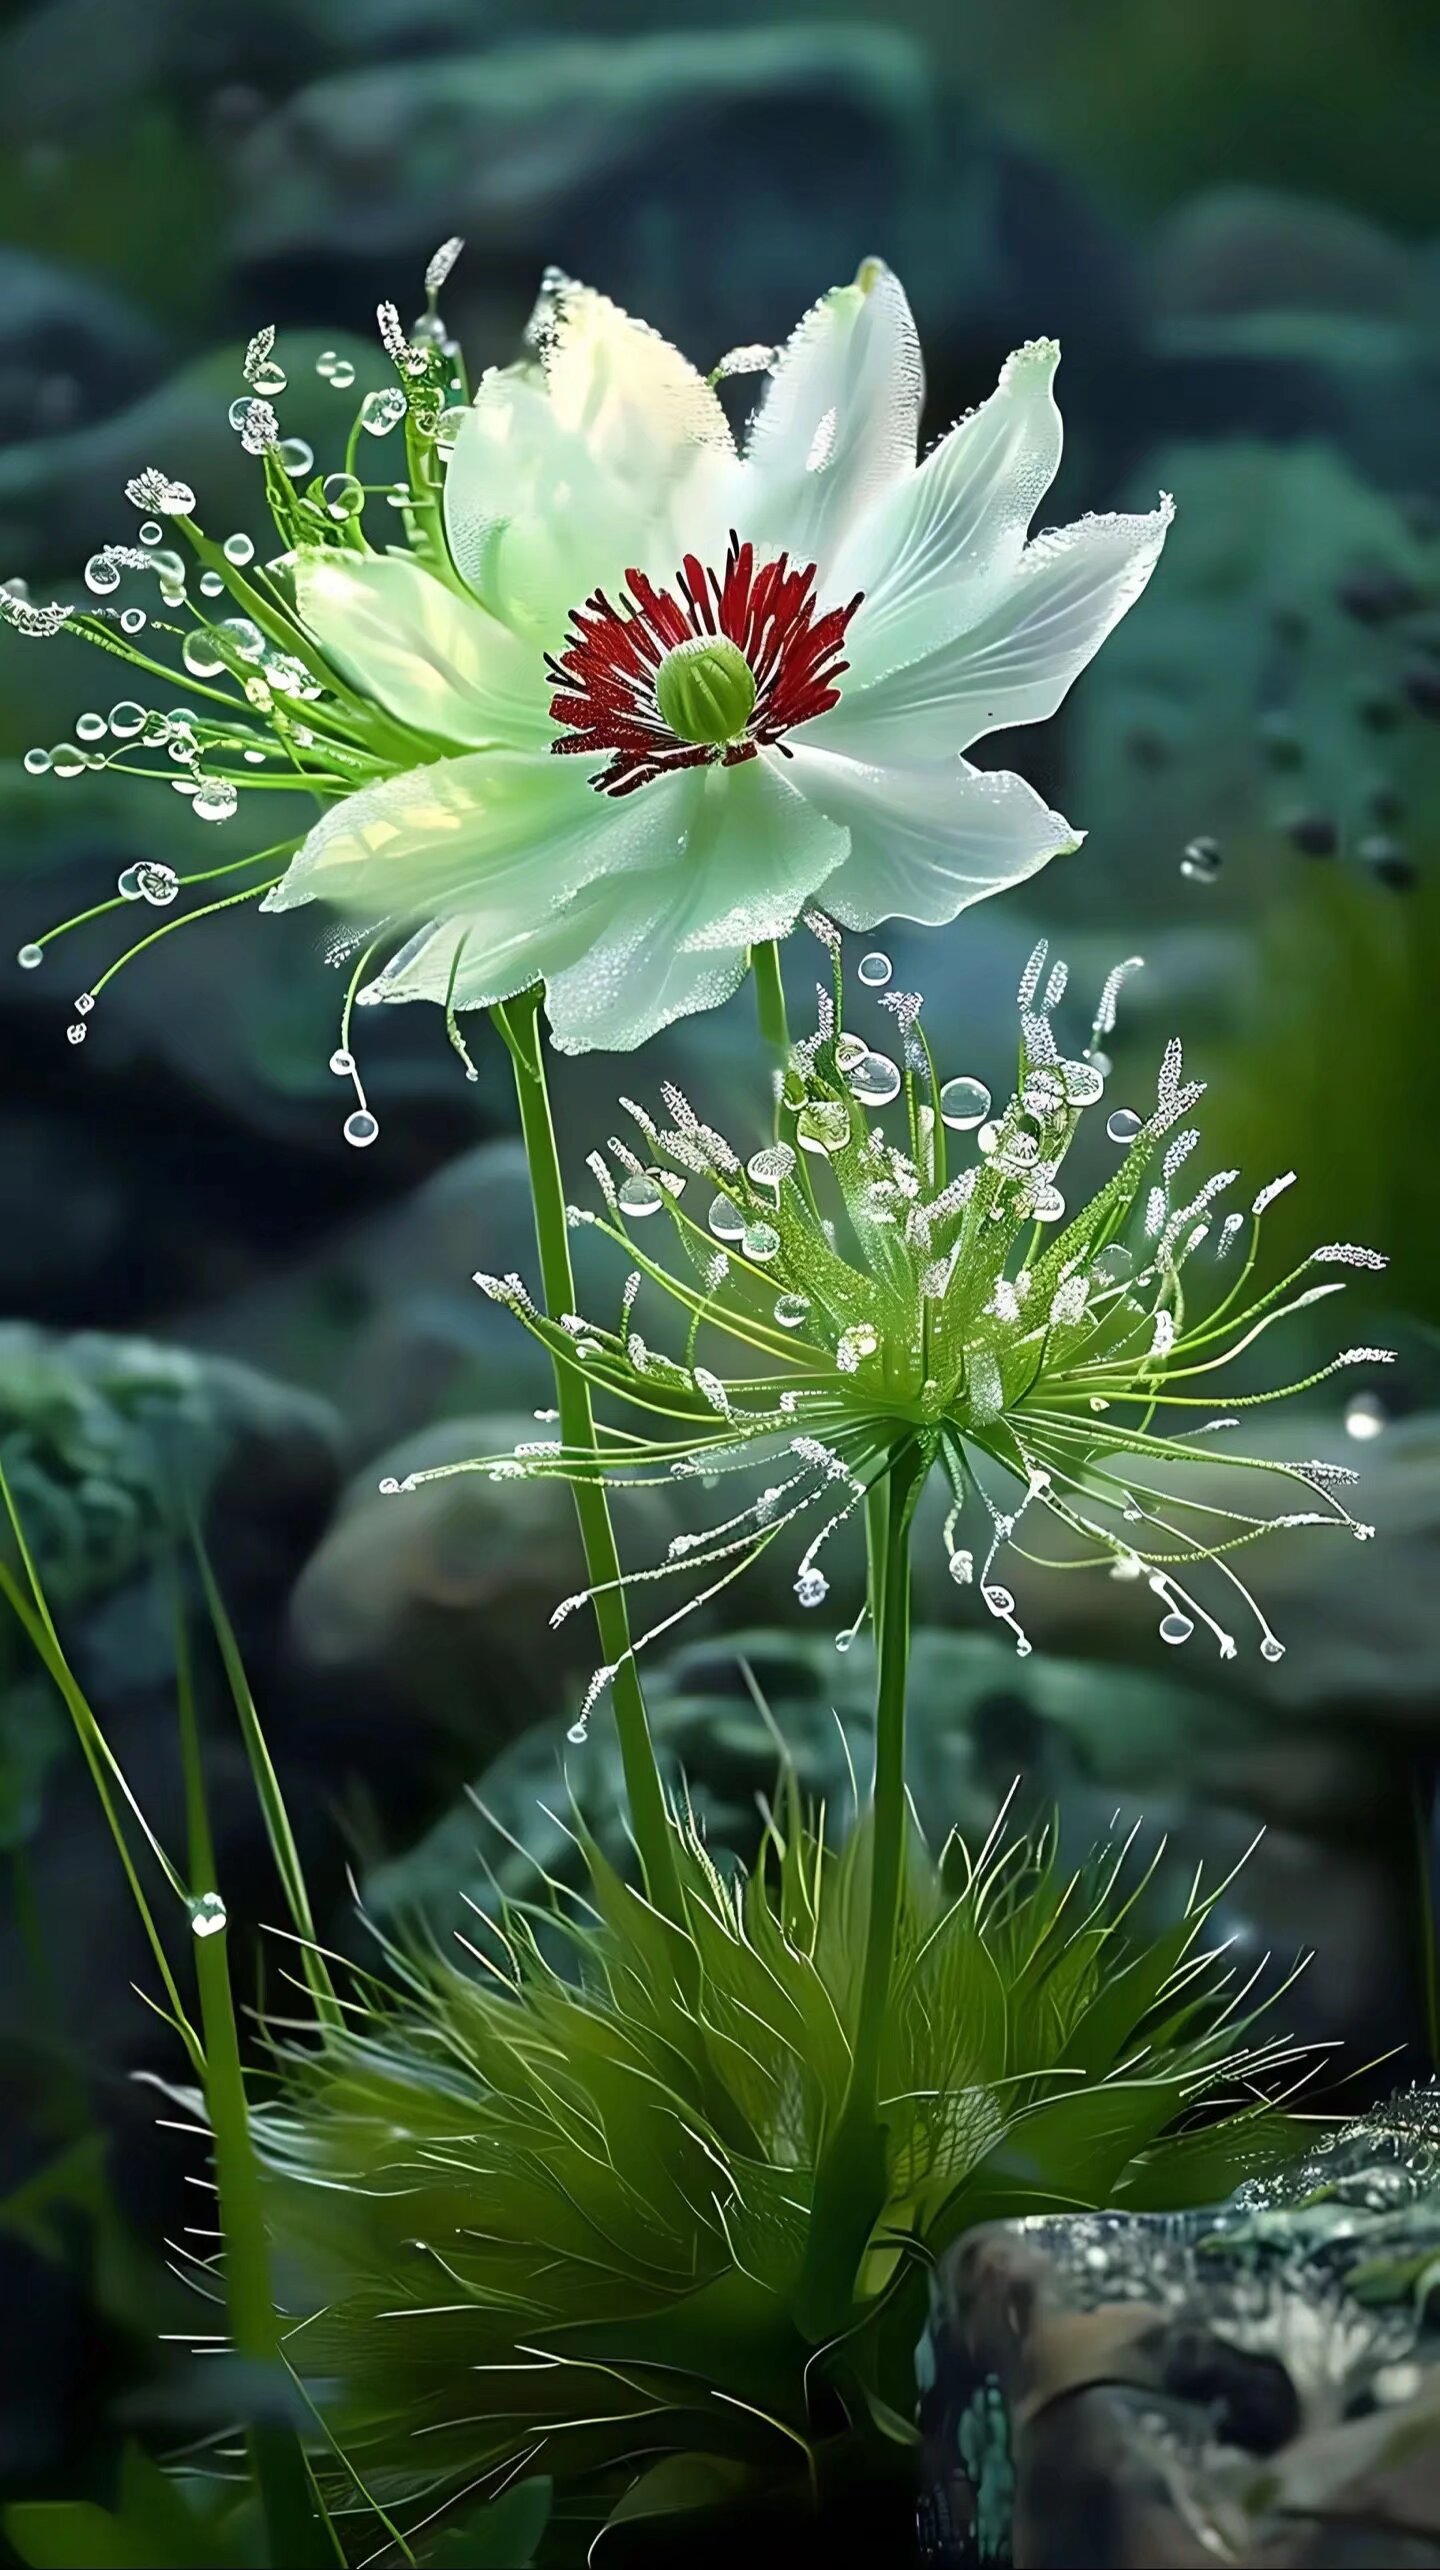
[494,988,683,1927]
[850,1439,925,2117]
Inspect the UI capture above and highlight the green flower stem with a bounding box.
[797,1438,926,2343]
[752,937,790,1057]
[174,1608,336,2569]
[495,989,684,1928]
[850,1442,924,2118]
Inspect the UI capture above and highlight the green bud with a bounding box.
[655,637,756,747]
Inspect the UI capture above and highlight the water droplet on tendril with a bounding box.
[359,387,407,436]
[939,1077,990,1131]
[774,1292,810,1328]
[188,1891,228,1938]
[1106,1107,1142,1144]
[617,1173,663,1218]
[1159,1610,1194,1645]
[16,943,43,969]
[328,1047,354,1077]
[742,1221,780,1262]
[223,531,254,566]
[343,1108,379,1149]
[796,1100,850,1155]
[192,777,238,822]
[1345,1391,1387,1441]
[22,747,50,775]
[857,950,891,988]
[707,1193,745,1240]
[1260,1636,1286,1662]
[847,1050,901,1107]
[277,437,314,479]
[322,472,364,521]
[136,863,178,906]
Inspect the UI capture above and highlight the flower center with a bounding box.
[653,636,756,746]
[546,534,861,798]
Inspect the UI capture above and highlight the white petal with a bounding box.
[784,743,1079,928]
[542,756,846,1052]
[357,889,615,1013]
[835,338,1064,684]
[819,497,1174,759]
[263,748,685,927]
[537,274,734,505]
[444,280,737,641]
[737,260,923,572]
[295,551,548,748]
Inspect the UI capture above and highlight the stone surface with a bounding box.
[920,2090,1440,2567]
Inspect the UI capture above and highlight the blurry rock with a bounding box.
[283,1409,680,1762]
[1153,187,1426,325]
[920,2091,1440,2567]
[0,1320,338,1621]
[178,1138,586,1457]
[0,329,387,578]
[0,249,165,444]
[227,28,1141,438]
[1065,440,1439,917]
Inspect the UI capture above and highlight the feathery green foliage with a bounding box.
[257,1798,1307,2557]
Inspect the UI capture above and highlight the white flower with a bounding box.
[260,261,1172,1054]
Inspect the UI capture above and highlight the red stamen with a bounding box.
[548,532,863,795]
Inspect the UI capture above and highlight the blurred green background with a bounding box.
[0,0,1438,2534]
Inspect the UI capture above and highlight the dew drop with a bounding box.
[1159,1610,1194,1646]
[983,1583,1015,1617]
[229,397,256,431]
[50,743,85,778]
[774,1291,811,1328]
[1106,1107,1143,1145]
[1061,1059,1105,1106]
[847,1049,901,1107]
[1180,835,1223,884]
[1093,1243,1134,1284]
[742,1221,780,1262]
[192,776,239,823]
[836,1321,879,1371]
[834,1630,854,1654]
[322,471,364,521]
[188,1891,228,1938]
[707,1193,745,1240]
[327,358,356,391]
[198,568,225,598]
[107,701,145,738]
[328,1047,354,1076]
[182,631,225,679]
[120,607,147,635]
[617,1172,664,1218]
[1260,1636,1286,1662]
[84,552,120,595]
[18,943,45,968]
[22,747,51,775]
[250,359,287,398]
[1030,1185,1066,1222]
[359,386,408,436]
[138,519,163,545]
[857,950,892,988]
[223,531,255,566]
[66,1022,86,1045]
[277,437,314,480]
[747,1142,795,1187]
[116,866,143,902]
[939,1076,990,1131]
[136,861,178,908]
[1344,1391,1387,1441]
[796,1099,851,1156]
[566,1719,588,1746]
[794,1567,828,1608]
[344,1108,380,1149]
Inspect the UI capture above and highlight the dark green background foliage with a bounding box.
[0,0,1438,2553]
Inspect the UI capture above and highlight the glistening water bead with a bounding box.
[847,1050,902,1107]
[359,386,408,436]
[188,1892,228,1938]
[1106,1107,1143,1144]
[344,1109,380,1148]
[1159,1610,1195,1645]
[939,1077,990,1130]
[329,1048,355,1076]
[857,951,892,987]
[1345,1391,1387,1441]
[1180,836,1223,884]
[617,1173,664,1217]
